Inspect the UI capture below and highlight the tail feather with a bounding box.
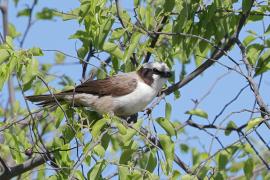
[26,94,65,107]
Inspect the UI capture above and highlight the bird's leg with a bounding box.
[121,113,138,124]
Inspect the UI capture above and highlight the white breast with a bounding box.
[113,81,158,116]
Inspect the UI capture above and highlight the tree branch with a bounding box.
[143,15,168,63]
[0,153,52,179]
[163,0,255,95]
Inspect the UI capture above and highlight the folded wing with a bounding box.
[26,73,138,106]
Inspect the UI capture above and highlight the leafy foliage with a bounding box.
[1,0,270,179]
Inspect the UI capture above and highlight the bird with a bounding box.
[26,62,172,117]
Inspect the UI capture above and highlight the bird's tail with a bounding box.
[26,94,65,106]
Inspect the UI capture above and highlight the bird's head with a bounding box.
[138,62,172,90]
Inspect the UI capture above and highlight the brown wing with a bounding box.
[62,73,138,97]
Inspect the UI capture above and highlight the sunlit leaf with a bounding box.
[123,32,141,62]
[87,160,105,180]
[185,109,208,119]
[8,23,21,38]
[0,49,10,63]
[28,47,44,56]
[159,134,174,173]
[165,103,172,120]
[243,35,256,46]
[91,118,108,139]
[102,42,124,59]
[246,117,263,131]
[55,52,66,64]
[156,117,176,136]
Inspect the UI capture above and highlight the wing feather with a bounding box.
[62,73,138,97]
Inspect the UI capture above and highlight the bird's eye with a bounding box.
[153,68,159,73]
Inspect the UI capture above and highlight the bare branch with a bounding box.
[0,153,53,179]
[19,0,38,48]
[143,15,168,63]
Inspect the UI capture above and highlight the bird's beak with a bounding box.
[163,71,172,78]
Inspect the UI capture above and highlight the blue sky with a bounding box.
[3,0,270,177]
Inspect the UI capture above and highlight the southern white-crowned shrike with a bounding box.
[26,62,172,117]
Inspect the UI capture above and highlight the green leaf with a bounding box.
[165,103,172,120]
[6,36,14,48]
[53,107,64,128]
[4,133,24,163]
[17,8,31,17]
[36,8,54,20]
[23,76,36,92]
[181,174,194,180]
[243,35,256,46]
[249,14,264,21]
[246,43,264,65]
[0,49,10,63]
[145,152,157,173]
[139,151,157,173]
[58,8,80,21]
[265,24,270,35]
[127,171,143,180]
[119,166,129,180]
[62,125,75,143]
[244,158,254,179]
[91,118,108,139]
[116,121,127,135]
[123,32,141,62]
[93,144,105,157]
[242,0,252,14]
[156,117,176,136]
[255,49,270,75]
[111,28,126,40]
[96,18,114,48]
[29,47,44,56]
[185,109,208,119]
[246,117,263,131]
[13,0,19,6]
[172,170,181,180]
[0,64,8,90]
[214,172,224,180]
[102,42,124,59]
[120,149,135,164]
[120,120,142,143]
[218,153,228,170]
[134,0,139,6]
[87,160,105,180]
[77,46,88,59]
[23,58,39,82]
[180,144,189,153]
[164,0,175,12]
[158,134,174,172]
[225,121,237,136]
[101,132,110,151]
[55,52,66,64]
[145,6,152,29]
[8,23,21,38]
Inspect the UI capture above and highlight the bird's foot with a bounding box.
[121,113,138,124]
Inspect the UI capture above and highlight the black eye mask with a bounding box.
[152,68,172,78]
